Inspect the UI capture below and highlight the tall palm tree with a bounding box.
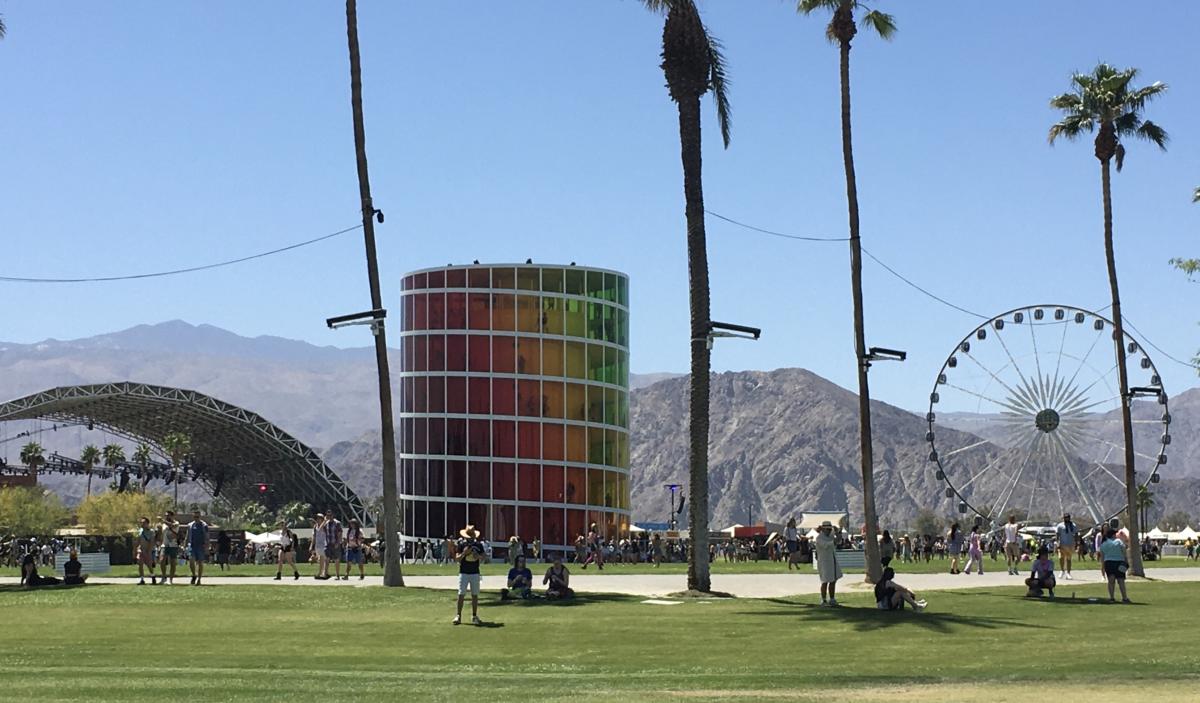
[0,15,7,40]
[1135,485,1155,536]
[162,432,192,510]
[345,0,403,588]
[80,444,101,498]
[798,0,894,584]
[19,442,44,471]
[133,442,153,490]
[102,443,125,471]
[1049,63,1167,577]
[642,0,731,594]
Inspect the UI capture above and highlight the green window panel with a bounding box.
[586,302,605,341]
[586,384,604,424]
[586,270,605,300]
[565,269,585,296]
[587,468,605,507]
[541,297,564,335]
[603,272,618,303]
[564,299,586,338]
[604,387,618,426]
[517,267,540,291]
[587,427,605,466]
[516,295,541,333]
[603,345,617,385]
[586,344,605,383]
[617,309,629,348]
[542,268,564,294]
[617,276,629,307]
[565,341,586,379]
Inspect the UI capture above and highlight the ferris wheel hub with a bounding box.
[1034,409,1061,433]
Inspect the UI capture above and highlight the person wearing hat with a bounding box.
[1055,513,1078,580]
[814,521,843,606]
[1024,546,1056,598]
[453,524,487,625]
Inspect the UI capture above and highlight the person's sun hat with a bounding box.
[820,520,834,529]
[459,524,481,539]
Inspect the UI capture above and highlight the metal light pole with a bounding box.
[345,0,402,587]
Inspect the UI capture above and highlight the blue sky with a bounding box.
[1,1,1198,411]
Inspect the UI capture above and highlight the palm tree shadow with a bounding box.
[742,598,1047,634]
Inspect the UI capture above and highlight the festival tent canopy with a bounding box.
[244,531,282,544]
[1176,527,1198,540]
[1145,527,1168,540]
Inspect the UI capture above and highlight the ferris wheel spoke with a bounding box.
[1068,360,1121,405]
[1060,393,1124,417]
[1048,432,1105,525]
[1050,318,1070,395]
[1062,426,1162,463]
[991,439,1036,520]
[1063,327,1107,392]
[945,382,1031,415]
[1028,319,1049,405]
[961,353,1040,413]
[944,438,993,458]
[993,329,1038,404]
[958,451,1008,490]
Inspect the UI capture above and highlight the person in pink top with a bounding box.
[962,524,984,575]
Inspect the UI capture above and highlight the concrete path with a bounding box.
[6,567,1200,597]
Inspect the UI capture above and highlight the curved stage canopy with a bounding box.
[0,382,369,524]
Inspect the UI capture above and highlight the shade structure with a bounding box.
[397,263,631,551]
[0,382,369,524]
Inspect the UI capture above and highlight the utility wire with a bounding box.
[705,208,989,319]
[1120,316,1200,373]
[0,223,364,284]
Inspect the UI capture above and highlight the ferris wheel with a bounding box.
[925,304,1170,527]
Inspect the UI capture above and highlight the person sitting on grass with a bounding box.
[501,555,534,600]
[543,554,574,599]
[63,550,88,586]
[1025,546,1057,598]
[20,552,60,588]
[873,567,926,611]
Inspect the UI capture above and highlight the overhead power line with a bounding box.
[0,223,364,284]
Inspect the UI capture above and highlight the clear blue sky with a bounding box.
[2,1,1198,411]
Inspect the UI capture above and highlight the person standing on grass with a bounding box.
[785,517,800,563]
[323,509,345,581]
[135,517,157,585]
[312,513,328,579]
[581,523,604,570]
[1004,515,1023,575]
[344,518,366,580]
[185,510,209,586]
[946,524,964,575]
[963,524,984,575]
[216,530,232,571]
[453,524,486,626]
[1099,527,1132,603]
[159,512,181,585]
[531,537,541,564]
[1055,513,1079,580]
[879,530,895,568]
[814,521,843,606]
[274,522,300,581]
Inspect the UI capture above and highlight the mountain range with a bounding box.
[2,321,1197,527]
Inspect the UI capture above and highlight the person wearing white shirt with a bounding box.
[1055,513,1079,580]
[1003,515,1023,575]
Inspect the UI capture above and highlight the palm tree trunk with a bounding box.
[346,0,403,587]
[86,471,93,499]
[838,34,882,584]
[678,94,712,593]
[1101,158,1144,576]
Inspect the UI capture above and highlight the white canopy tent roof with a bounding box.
[1175,526,1198,540]
[1145,527,1169,540]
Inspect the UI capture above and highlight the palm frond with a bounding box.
[1048,114,1092,144]
[1194,186,1200,204]
[860,9,896,39]
[1115,143,1126,172]
[1135,119,1168,150]
[1127,81,1168,110]
[797,0,842,15]
[1048,92,1082,111]
[639,0,674,14]
[706,33,733,148]
[0,13,6,39]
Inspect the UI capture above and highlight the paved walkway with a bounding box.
[6,568,1200,597]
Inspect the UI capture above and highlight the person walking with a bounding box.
[1003,515,1023,575]
[1055,513,1079,580]
[1099,527,1132,603]
[963,524,984,575]
[216,530,232,571]
[159,512,181,584]
[581,523,604,570]
[344,518,366,580]
[312,513,329,579]
[274,522,301,581]
[946,524,964,575]
[784,518,800,563]
[135,517,157,585]
[531,537,542,564]
[453,524,486,625]
[323,510,345,581]
[185,510,210,586]
[878,530,896,568]
[814,521,843,606]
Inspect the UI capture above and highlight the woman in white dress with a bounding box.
[814,521,843,606]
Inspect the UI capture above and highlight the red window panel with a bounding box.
[492,462,515,501]
[427,335,446,372]
[427,376,445,414]
[468,377,490,415]
[542,507,565,547]
[566,509,586,544]
[518,422,541,459]
[427,460,445,497]
[468,293,491,330]
[413,336,428,372]
[414,418,428,455]
[446,418,466,456]
[518,379,541,418]
[412,293,428,330]
[428,501,445,539]
[446,502,467,534]
[427,270,444,289]
[469,504,489,541]
[542,464,565,503]
[518,506,540,544]
[542,423,564,461]
[411,376,427,414]
[445,335,466,371]
[446,268,466,288]
[413,459,428,495]
[400,376,412,413]
[468,461,490,500]
[492,420,516,458]
[492,378,516,416]
[446,462,467,498]
[446,376,467,414]
[412,272,427,290]
[446,292,467,329]
[427,418,445,456]
[467,267,490,289]
[492,335,516,374]
[492,504,514,544]
[428,293,446,330]
[565,467,585,505]
[468,335,490,372]
[518,463,541,502]
[467,419,491,457]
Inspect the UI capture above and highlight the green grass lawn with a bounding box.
[4,554,1196,578]
[0,581,1197,702]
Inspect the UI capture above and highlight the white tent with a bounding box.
[805,528,821,540]
[1177,526,1198,541]
[244,530,282,544]
[1145,527,1168,540]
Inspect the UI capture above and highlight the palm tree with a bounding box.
[1135,485,1155,536]
[102,444,125,471]
[19,442,44,471]
[133,442,153,490]
[0,14,7,40]
[161,432,192,510]
[1193,187,1199,203]
[80,444,101,498]
[798,0,895,584]
[642,0,731,593]
[345,0,403,588]
[1049,63,1168,577]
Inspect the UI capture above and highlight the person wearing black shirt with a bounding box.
[543,554,573,599]
[873,567,925,611]
[64,550,88,585]
[453,524,486,626]
[21,552,60,587]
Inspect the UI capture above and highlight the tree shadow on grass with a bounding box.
[996,593,1147,607]
[739,599,1048,634]
[0,583,98,595]
[482,592,634,608]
